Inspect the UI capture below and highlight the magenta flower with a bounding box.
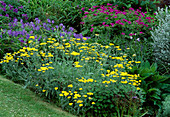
[80,22,85,25]
[81,7,85,11]
[122,19,127,22]
[106,12,109,15]
[145,24,148,27]
[115,20,121,24]
[141,12,145,17]
[154,13,156,15]
[84,12,89,14]
[129,33,133,36]
[90,28,94,32]
[114,16,117,18]
[93,14,97,16]
[105,17,108,19]
[129,8,134,11]
[102,22,106,25]
[107,3,112,6]
[91,24,94,26]
[104,25,109,27]
[119,22,125,25]
[110,23,114,27]
[121,32,125,35]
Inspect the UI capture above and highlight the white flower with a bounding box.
[137,38,140,42]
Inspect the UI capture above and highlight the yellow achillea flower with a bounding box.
[59,94,63,96]
[135,61,141,63]
[36,84,38,86]
[87,92,93,95]
[40,67,48,71]
[77,100,83,103]
[92,102,95,104]
[67,96,71,99]
[79,104,83,107]
[137,87,140,90]
[109,43,114,46]
[69,103,73,106]
[48,67,54,69]
[68,84,73,88]
[54,87,58,90]
[121,81,128,84]
[42,90,46,92]
[75,65,83,68]
[79,88,83,90]
[40,43,47,45]
[28,40,33,43]
[71,51,80,56]
[29,36,35,39]
[83,95,87,97]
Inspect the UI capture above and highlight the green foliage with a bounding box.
[127,60,169,116]
[0,24,145,116]
[151,6,170,74]
[0,0,28,28]
[80,4,159,64]
[161,95,170,117]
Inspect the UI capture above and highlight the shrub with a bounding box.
[0,0,28,29]
[127,60,169,116]
[0,17,90,59]
[80,4,159,64]
[0,23,145,116]
[151,6,170,74]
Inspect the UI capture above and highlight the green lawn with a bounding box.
[0,75,76,117]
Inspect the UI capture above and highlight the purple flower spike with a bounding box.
[52,20,54,24]
[51,27,54,31]
[29,31,33,34]
[59,23,64,27]
[55,25,59,29]
[69,27,74,32]
[47,19,51,23]
[26,34,30,39]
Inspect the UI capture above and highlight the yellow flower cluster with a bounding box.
[0,34,142,108]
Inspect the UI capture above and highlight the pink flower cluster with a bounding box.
[81,3,156,37]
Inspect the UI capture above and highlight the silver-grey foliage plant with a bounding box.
[151,6,170,72]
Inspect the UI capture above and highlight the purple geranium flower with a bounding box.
[2,8,6,12]
[13,8,18,13]
[18,6,23,9]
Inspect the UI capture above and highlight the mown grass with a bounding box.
[0,75,77,117]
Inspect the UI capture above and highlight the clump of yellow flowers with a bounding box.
[0,34,142,110]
